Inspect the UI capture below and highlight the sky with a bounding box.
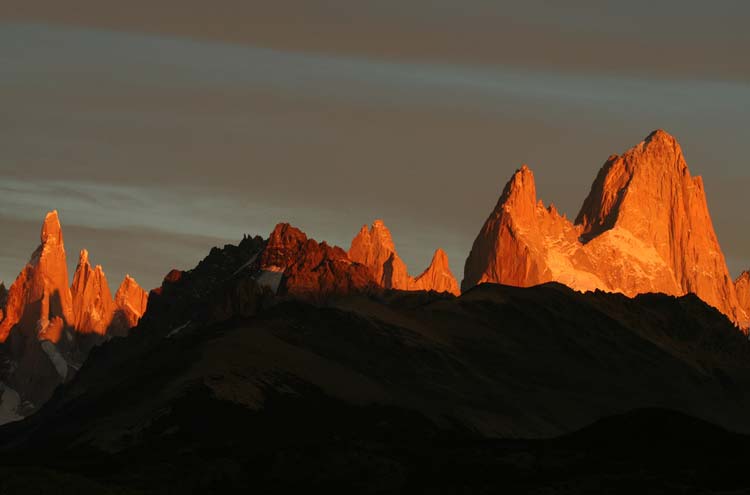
[1,1,749,290]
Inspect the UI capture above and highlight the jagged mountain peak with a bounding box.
[112,274,149,331]
[0,211,150,419]
[575,129,691,237]
[118,274,141,291]
[349,219,407,289]
[350,220,398,257]
[498,164,537,210]
[349,219,459,294]
[260,222,373,298]
[0,210,74,342]
[40,210,63,245]
[412,248,460,295]
[463,131,747,329]
[644,128,680,147]
[71,248,114,335]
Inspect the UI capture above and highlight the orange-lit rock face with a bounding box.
[0,282,7,323]
[0,211,149,342]
[114,275,149,329]
[348,220,410,289]
[261,223,375,297]
[349,220,460,295]
[71,249,115,335]
[410,248,460,295]
[38,316,65,344]
[163,269,184,284]
[0,211,75,342]
[463,130,748,328]
[736,272,750,327]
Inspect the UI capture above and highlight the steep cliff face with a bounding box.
[70,249,115,335]
[0,211,74,342]
[349,220,460,295]
[463,131,748,327]
[260,223,375,298]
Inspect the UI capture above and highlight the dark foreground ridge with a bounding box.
[2,235,750,493]
[3,404,750,494]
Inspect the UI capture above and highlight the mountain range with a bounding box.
[1,213,750,493]
[0,211,148,420]
[0,212,461,421]
[0,130,749,492]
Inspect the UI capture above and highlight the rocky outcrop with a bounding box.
[349,220,460,295]
[71,249,115,335]
[261,223,375,298]
[463,130,748,328]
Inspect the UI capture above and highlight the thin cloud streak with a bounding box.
[0,179,461,289]
[0,22,748,287]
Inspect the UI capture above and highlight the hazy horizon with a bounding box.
[1,2,749,289]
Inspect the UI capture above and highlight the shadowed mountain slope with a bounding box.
[1,230,750,492]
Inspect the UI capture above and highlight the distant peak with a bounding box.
[41,210,63,245]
